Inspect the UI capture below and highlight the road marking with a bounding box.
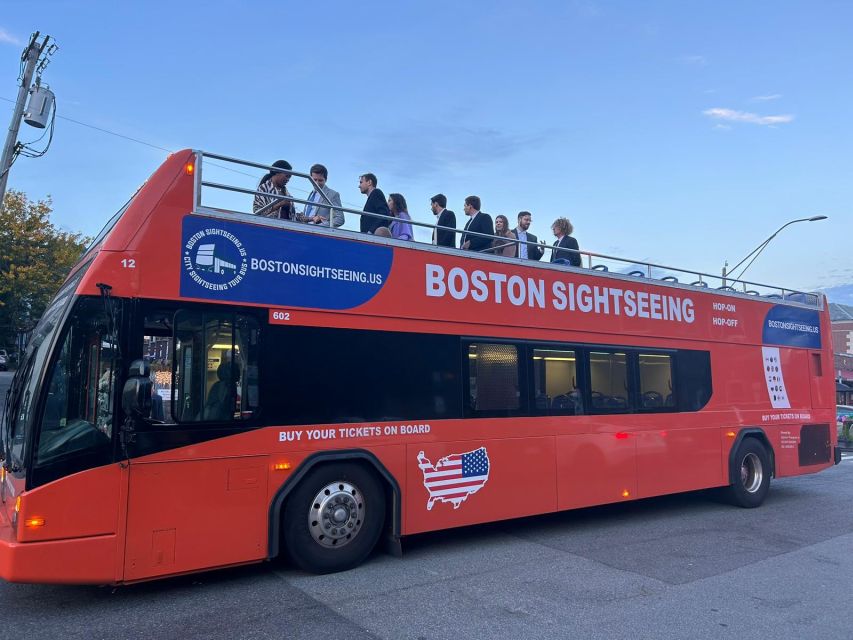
[841,452,853,462]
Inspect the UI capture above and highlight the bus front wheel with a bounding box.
[283,462,385,574]
[725,438,771,508]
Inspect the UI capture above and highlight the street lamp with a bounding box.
[723,215,828,283]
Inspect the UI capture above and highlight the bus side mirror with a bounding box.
[122,359,152,419]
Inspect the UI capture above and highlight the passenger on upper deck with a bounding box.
[490,215,516,257]
[358,173,391,234]
[430,194,457,248]
[303,163,344,227]
[460,196,494,252]
[512,211,545,261]
[550,217,582,267]
[253,160,296,220]
[388,193,414,241]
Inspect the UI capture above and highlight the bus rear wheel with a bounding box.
[725,438,771,508]
[283,462,385,574]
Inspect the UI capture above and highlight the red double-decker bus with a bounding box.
[0,150,838,584]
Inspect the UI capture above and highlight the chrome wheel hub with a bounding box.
[740,452,763,494]
[308,481,364,548]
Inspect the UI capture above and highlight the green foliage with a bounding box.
[0,190,90,348]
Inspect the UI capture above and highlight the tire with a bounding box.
[724,438,771,508]
[283,462,385,574]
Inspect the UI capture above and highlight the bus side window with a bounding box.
[638,353,675,410]
[466,342,525,416]
[588,351,629,412]
[172,310,260,423]
[532,347,581,415]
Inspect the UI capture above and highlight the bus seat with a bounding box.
[661,276,679,283]
[591,265,608,272]
[551,394,578,413]
[627,270,645,277]
[690,280,708,287]
[605,396,628,409]
[642,391,663,408]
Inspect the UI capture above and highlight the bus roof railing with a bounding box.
[192,150,822,309]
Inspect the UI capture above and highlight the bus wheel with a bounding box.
[283,463,385,574]
[725,438,771,508]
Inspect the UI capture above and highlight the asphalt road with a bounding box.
[2,369,853,640]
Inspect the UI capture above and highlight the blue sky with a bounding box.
[1,1,851,301]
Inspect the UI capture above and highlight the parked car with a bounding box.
[838,405,853,440]
[0,353,6,372]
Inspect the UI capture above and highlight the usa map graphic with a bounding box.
[417,447,490,510]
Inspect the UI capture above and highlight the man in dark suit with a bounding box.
[430,193,456,248]
[510,211,545,260]
[358,173,391,234]
[460,195,494,252]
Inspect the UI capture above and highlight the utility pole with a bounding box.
[0,32,52,209]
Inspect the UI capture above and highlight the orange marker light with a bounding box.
[15,496,20,513]
[24,517,45,528]
[185,162,194,176]
[621,489,630,498]
[615,432,630,440]
[726,431,737,438]
[274,462,292,471]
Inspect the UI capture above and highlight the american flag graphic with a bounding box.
[417,447,490,510]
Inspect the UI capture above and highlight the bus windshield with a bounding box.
[86,198,132,253]
[2,268,86,471]
[33,297,117,472]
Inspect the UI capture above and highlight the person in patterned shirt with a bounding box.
[253,160,297,220]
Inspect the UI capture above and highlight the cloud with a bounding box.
[0,28,21,46]
[702,107,794,126]
[365,120,555,179]
[750,94,782,102]
[821,283,853,306]
[680,55,707,66]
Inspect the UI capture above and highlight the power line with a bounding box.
[0,96,367,208]
[1,96,171,153]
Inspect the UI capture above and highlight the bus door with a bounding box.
[122,308,266,582]
[20,297,124,584]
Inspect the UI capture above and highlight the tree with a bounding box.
[0,190,90,351]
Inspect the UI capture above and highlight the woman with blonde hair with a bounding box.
[490,214,516,257]
[550,217,581,267]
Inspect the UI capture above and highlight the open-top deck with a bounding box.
[192,150,823,310]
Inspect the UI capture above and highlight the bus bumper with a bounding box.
[0,508,117,584]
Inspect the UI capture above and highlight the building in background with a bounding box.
[831,303,853,404]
